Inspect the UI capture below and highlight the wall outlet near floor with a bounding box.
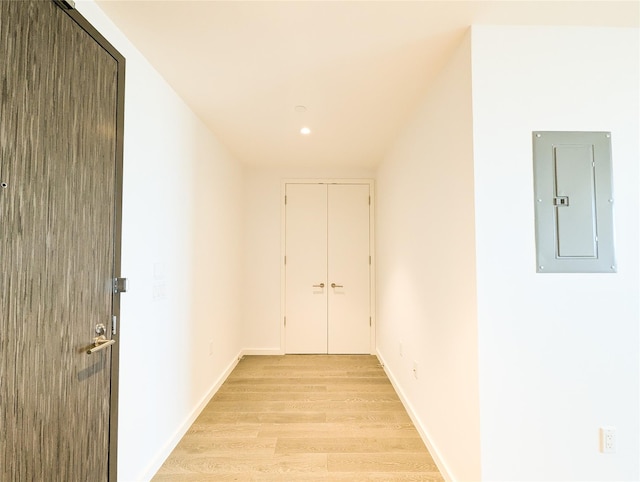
[412,361,418,379]
[599,426,616,453]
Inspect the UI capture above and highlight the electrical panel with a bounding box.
[533,131,615,273]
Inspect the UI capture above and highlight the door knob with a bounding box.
[87,335,115,354]
[331,283,343,288]
[312,283,325,288]
[87,323,115,354]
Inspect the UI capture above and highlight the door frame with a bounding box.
[281,179,376,355]
[51,3,126,480]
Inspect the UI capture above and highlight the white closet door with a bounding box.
[285,184,328,353]
[327,184,371,354]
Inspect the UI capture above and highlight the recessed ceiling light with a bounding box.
[294,105,307,113]
[300,127,311,135]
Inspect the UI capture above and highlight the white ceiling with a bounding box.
[95,1,639,168]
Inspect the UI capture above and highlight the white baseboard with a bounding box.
[376,350,455,482]
[139,351,243,481]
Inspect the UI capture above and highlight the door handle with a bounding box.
[87,335,115,354]
[312,283,325,288]
[331,283,343,288]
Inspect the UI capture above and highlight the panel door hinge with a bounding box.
[284,316,286,327]
[369,255,371,265]
[112,315,117,336]
[113,277,128,294]
[53,0,75,10]
[284,255,287,265]
[369,316,372,327]
[285,195,287,205]
[369,196,371,206]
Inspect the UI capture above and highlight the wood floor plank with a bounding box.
[183,423,261,437]
[194,411,328,424]
[219,384,328,393]
[152,355,444,482]
[258,422,421,438]
[326,411,412,423]
[275,436,428,454]
[225,377,391,385]
[212,391,400,402]
[156,453,328,475]
[204,400,405,412]
[155,472,443,481]
[328,453,440,473]
[169,436,278,456]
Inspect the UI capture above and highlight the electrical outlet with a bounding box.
[600,426,616,453]
[412,361,418,379]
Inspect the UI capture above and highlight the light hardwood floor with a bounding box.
[153,355,444,481]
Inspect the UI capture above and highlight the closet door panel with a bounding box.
[327,184,370,354]
[284,184,328,353]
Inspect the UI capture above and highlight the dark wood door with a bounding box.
[0,1,122,480]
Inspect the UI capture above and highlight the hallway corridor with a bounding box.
[153,355,443,481]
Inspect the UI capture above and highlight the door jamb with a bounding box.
[280,179,376,355]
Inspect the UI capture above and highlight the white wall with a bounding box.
[471,26,639,481]
[77,3,245,481]
[376,32,481,482]
[242,166,374,353]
